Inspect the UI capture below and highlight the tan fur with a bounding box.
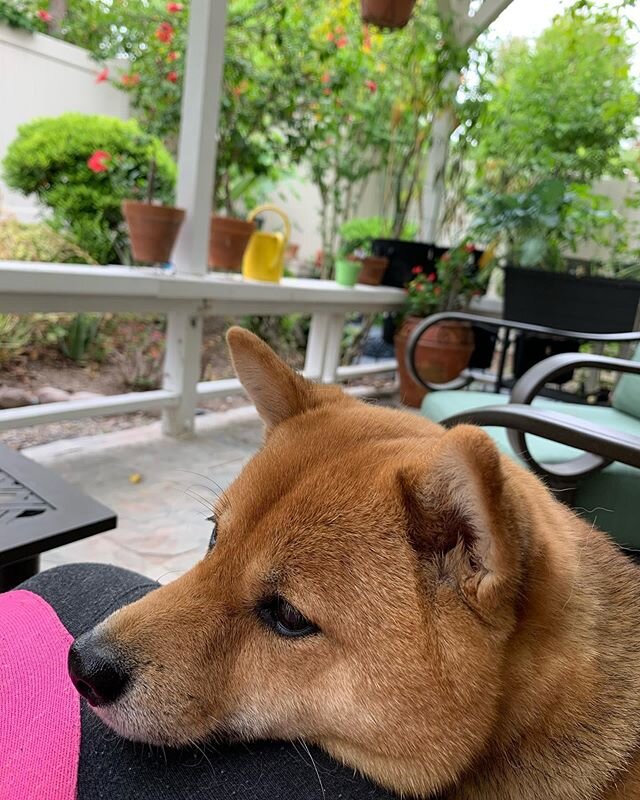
[93,327,640,799]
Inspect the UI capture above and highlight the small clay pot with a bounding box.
[358,255,389,286]
[394,317,475,408]
[122,200,185,264]
[360,0,416,29]
[209,215,256,271]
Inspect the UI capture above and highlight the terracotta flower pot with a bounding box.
[358,255,388,286]
[360,0,417,29]
[209,215,256,272]
[122,200,185,264]
[394,316,475,408]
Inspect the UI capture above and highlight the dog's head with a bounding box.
[69,328,529,796]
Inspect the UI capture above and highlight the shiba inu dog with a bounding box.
[69,327,640,799]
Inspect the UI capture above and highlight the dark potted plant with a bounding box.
[339,239,387,287]
[338,217,418,286]
[471,179,640,377]
[395,241,491,407]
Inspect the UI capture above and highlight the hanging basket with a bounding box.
[360,0,417,29]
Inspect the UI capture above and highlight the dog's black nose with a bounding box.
[68,631,130,707]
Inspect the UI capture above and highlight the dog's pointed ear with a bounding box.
[400,425,520,608]
[226,327,342,429]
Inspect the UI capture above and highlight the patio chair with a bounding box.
[405,312,640,551]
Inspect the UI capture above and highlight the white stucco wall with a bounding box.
[0,25,129,220]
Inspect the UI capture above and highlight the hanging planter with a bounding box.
[360,0,417,29]
[122,201,185,264]
[208,215,256,272]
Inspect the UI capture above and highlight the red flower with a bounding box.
[37,9,52,21]
[87,150,110,173]
[95,67,109,84]
[166,2,183,11]
[427,272,437,282]
[464,242,475,253]
[321,71,331,85]
[323,88,331,96]
[336,36,348,48]
[441,252,451,261]
[411,265,423,275]
[365,79,377,93]
[327,32,334,42]
[121,73,140,87]
[155,22,174,43]
[167,71,178,83]
[167,50,180,62]
[433,286,442,296]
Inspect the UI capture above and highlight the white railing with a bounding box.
[0,261,405,435]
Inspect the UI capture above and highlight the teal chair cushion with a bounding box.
[421,390,640,549]
[612,345,640,420]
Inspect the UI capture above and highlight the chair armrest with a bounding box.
[511,353,640,405]
[442,404,640,483]
[506,353,640,478]
[405,311,640,391]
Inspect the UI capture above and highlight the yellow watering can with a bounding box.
[241,204,291,284]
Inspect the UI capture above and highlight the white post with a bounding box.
[419,70,459,244]
[321,314,346,384]
[162,309,203,436]
[303,313,331,380]
[162,0,228,436]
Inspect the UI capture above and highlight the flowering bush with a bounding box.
[3,113,175,263]
[402,242,490,318]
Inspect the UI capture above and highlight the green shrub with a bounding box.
[3,113,176,264]
[0,218,95,264]
[0,1,43,32]
[338,216,418,257]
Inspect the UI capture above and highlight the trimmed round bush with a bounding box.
[3,113,176,264]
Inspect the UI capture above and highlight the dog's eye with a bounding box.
[207,515,217,551]
[259,596,318,638]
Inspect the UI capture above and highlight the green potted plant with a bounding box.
[395,241,492,407]
[338,217,390,286]
[121,153,185,265]
[104,10,187,264]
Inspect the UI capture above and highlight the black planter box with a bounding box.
[504,267,640,333]
[372,239,445,288]
[504,267,640,379]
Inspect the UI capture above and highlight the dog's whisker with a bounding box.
[298,738,326,800]
[183,488,215,513]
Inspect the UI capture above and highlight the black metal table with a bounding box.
[0,443,116,591]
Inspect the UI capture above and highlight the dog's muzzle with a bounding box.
[68,630,131,707]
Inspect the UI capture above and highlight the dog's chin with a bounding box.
[90,700,218,748]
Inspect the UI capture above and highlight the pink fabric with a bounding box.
[0,590,80,800]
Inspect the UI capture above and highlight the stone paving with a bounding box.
[25,406,264,583]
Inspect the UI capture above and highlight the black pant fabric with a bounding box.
[19,563,395,800]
